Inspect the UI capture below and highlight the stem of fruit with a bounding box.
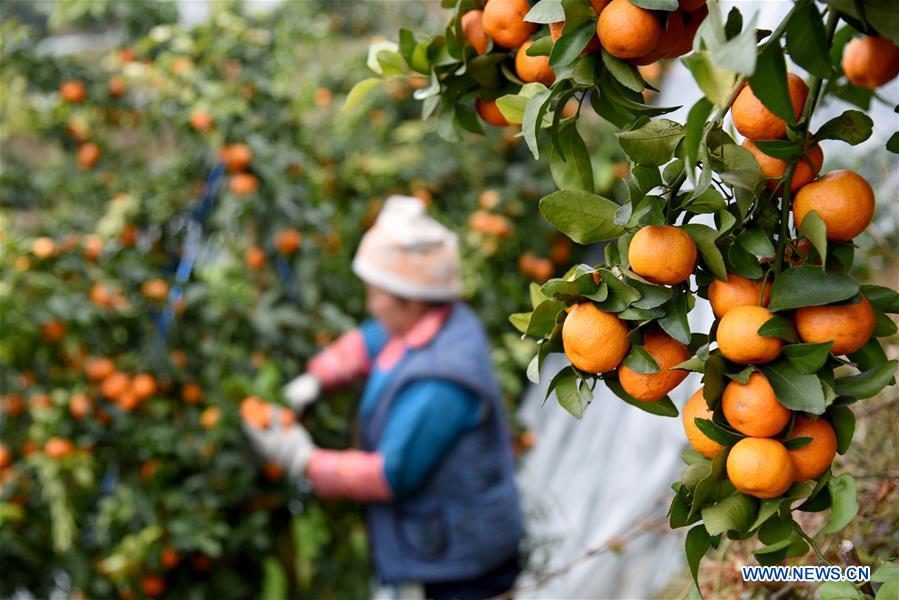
[773,10,841,275]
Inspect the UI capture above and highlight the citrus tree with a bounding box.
[352,0,899,596]
[0,2,630,598]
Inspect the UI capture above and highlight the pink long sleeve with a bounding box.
[306,328,371,391]
[306,449,393,502]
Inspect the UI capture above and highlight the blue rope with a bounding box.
[156,162,225,344]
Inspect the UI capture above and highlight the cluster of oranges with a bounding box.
[221,142,259,196]
[463,0,708,126]
[60,80,103,170]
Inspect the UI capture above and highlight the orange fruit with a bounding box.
[69,393,92,420]
[132,373,158,400]
[245,246,266,269]
[161,547,181,570]
[793,170,874,243]
[479,189,501,210]
[140,575,166,598]
[549,19,603,55]
[108,76,127,97]
[82,234,104,261]
[633,10,684,65]
[100,372,130,400]
[30,393,52,410]
[2,394,25,416]
[515,40,555,86]
[0,443,12,468]
[171,57,194,75]
[721,372,791,437]
[681,387,724,458]
[33,236,56,259]
[45,437,76,459]
[842,36,899,89]
[313,87,333,106]
[517,252,553,281]
[741,140,823,193]
[708,273,772,319]
[794,296,875,356]
[41,320,67,343]
[670,5,708,57]
[262,460,285,482]
[562,302,630,373]
[628,225,697,286]
[679,0,706,10]
[470,210,512,237]
[787,416,838,482]
[199,406,222,430]
[181,382,203,405]
[551,237,573,265]
[726,437,794,499]
[120,224,138,247]
[481,0,537,49]
[461,10,489,54]
[220,143,253,173]
[476,97,512,127]
[119,47,136,62]
[230,173,259,196]
[275,228,302,254]
[116,389,141,412]
[716,305,783,364]
[240,396,296,429]
[732,73,808,141]
[141,279,169,300]
[60,80,86,103]
[619,330,690,402]
[189,110,213,132]
[77,143,102,170]
[597,0,662,60]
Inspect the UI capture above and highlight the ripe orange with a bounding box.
[0,443,12,468]
[708,273,772,319]
[120,224,138,247]
[160,547,181,570]
[787,416,837,482]
[551,237,573,265]
[562,302,630,373]
[132,373,158,400]
[619,330,690,401]
[461,10,489,54]
[475,97,511,127]
[82,234,104,261]
[230,173,259,196]
[171,57,194,75]
[181,382,203,405]
[41,320,67,343]
[77,143,102,170]
[726,437,794,499]
[482,0,537,49]
[633,10,684,65]
[470,210,512,237]
[60,80,86,103]
[794,296,875,356]
[108,76,127,97]
[741,140,823,193]
[245,246,266,269]
[313,87,333,106]
[69,393,92,420]
[732,73,808,141]
[793,170,874,243]
[2,394,25,416]
[189,110,213,132]
[670,5,708,57]
[262,460,285,482]
[628,225,697,285]
[30,393,52,410]
[549,19,603,55]
[45,437,76,459]
[842,36,899,89]
[681,387,724,458]
[240,396,296,429]
[140,575,167,598]
[597,0,662,60]
[679,0,706,10]
[220,143,253,173]
[721,372,791,437]
[100,371,130,400]
[517,252,554,281]
[515,40,555,86]
[274,228,302,254]
[716,305,783,364]
[141,279,169,300]
[33,236,56,259]
[117,389,141,412]
[199,406,222,430]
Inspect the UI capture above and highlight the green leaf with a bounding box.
[683,51,738,107]
[757,315,799,343]
[702,354,727,408]
[749,499,781,532]
[694,418,743,446]
[622,344,660,374]
[824,474,858,534]
[861,284,899,313]
[631,0,678,9]
[685,525,711,589]
[550,122,595,193]
[525,0,565,23]
[753,139,805,160]
[814,110,873,145]
[783,436,813,450]
[509,312,531,334]
[555,368,588,418]
[531,282,550,309]
[829,405,855,455]
[606,379,679,417]
[849,338,890,372]
[342,78,381,112]
[702,493,757,535]
[834,360,899,399]
[709,13,758,75]
[682,224,727,281]
[685,98,714,175]
[888,132,899,154]
[767,266,860,312]
[725,366,754,384]
[627,278,672,309]
[616,119,686,167]
[785,2,833,78]
[682,188,726,214]
[717,143,766,191]
[527,35,554,57]
[260,557,288,600]
[760,361,827,415]
[818,582,862,600]
[727,243,764,280]
[690,449,729,520]
[496,94,528,125]
[526,299,567,338]
[550,22,596,67]
[876,580,899,600]
[523,88,554,159]
[872,561,899,583]
[601,50,645,93]
[539,190,625,243]
[748,41,797,124]
[738,227,776,259]
[799,210,828,261]
[594,269,642,313]
[659,288,691,345]
[758,515,794,544]
[782,342,833,374]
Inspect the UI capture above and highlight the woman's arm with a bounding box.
[306,319,389,391]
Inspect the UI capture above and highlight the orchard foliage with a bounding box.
[355,0,899,595]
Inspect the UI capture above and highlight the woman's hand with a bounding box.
[282,373,321,413]
[242,418,317,478]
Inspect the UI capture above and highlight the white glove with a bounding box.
[243,418,317,479]
[282,373,321,413]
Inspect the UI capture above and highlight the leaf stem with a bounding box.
[666,171,687,223]
[792,522,833,566]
